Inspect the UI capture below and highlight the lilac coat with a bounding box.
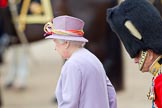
[55,48,117,108]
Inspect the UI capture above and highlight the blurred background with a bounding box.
[0,0,161,108]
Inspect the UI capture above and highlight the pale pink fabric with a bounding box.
[45,15,88,42]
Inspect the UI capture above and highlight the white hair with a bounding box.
[57,39,86,47]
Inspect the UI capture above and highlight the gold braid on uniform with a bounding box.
[149,56,162,77]
[147,56,162,101]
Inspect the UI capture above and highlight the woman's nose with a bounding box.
[54,47,56,50]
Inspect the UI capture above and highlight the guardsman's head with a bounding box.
[107,0,162,72]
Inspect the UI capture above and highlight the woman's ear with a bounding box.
[65,41,70,49]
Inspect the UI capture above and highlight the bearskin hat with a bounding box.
[107,0,162,58]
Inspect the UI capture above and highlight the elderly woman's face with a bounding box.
[53,39,69,59]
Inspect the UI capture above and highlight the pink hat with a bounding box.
[44,15,88,42]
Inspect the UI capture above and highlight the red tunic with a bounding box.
[154,74,162,107]
[0,0,8,8]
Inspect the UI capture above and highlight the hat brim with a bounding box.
[45,34,88,42]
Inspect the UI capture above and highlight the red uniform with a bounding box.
[154,74,162,108]
[0,0,8,8]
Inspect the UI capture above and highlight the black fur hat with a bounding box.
[107,0,162,58]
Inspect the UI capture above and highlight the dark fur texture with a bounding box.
[107,0,162,58]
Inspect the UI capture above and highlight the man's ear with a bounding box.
[147,50,154,61]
